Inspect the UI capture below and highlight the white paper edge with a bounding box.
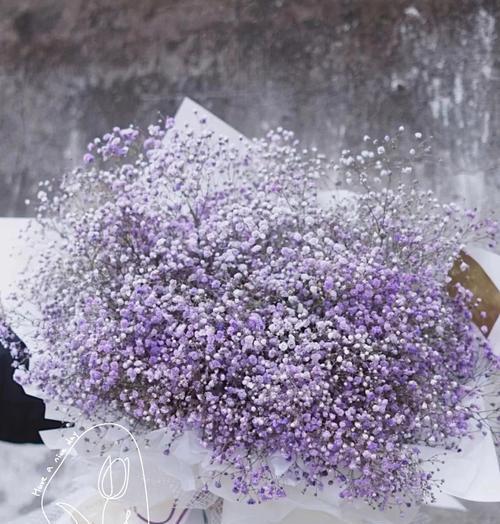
[174,97,249,152]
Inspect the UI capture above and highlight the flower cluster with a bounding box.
[7,118,499,510]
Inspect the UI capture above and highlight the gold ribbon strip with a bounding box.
[448,251,500,337]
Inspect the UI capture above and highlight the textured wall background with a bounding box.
[0,1,499,522]
[0,0,499,216]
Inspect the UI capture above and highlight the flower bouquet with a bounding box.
[3,99,500,524]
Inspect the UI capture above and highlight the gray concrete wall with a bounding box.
[0,0,499,216]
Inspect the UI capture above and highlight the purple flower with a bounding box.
[83,153,95,164]
[9,122,499,511]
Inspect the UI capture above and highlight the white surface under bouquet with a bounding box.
[1,99,500,524]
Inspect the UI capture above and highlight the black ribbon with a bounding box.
[0,325,63,443]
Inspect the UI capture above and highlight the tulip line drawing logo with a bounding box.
[40,422,150,524]
[55,501,91,524]
[98,455,131,524]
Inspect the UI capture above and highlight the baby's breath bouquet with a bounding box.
[5,100,500,524]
